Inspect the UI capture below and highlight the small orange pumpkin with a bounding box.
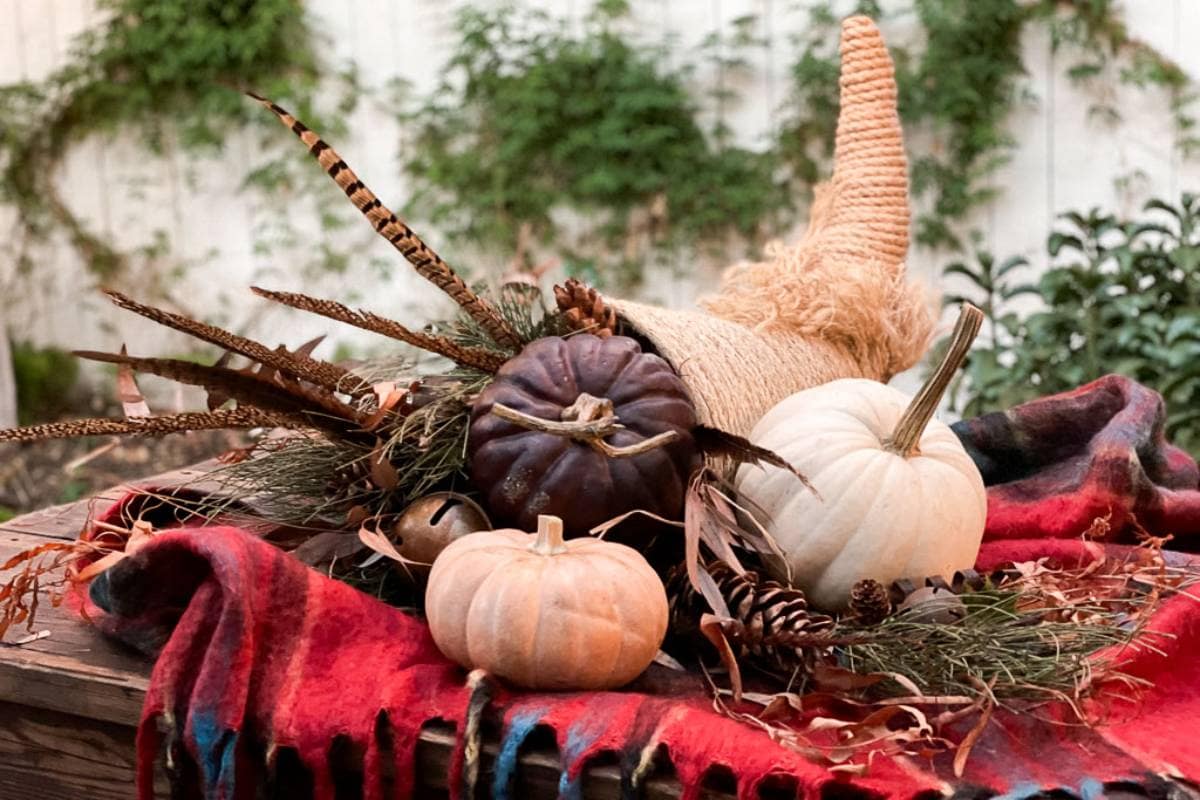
[424,515,668,690]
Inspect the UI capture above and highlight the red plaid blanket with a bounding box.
[83,375,1200,799]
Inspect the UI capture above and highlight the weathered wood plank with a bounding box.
[0,527,156,675]
[0,649,146,727]
[0,700,168,800]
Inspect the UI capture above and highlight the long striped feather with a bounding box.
[73,351,365,436]
[104,290,365,396]
[251,287,507,373]
[246,92,523,352]
[0,409,281,443]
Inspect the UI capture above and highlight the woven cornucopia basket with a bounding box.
[615,16,931,436]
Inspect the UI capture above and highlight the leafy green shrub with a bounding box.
[402,1,789,287]
[11,342,81,426]
[945,194,1200,453]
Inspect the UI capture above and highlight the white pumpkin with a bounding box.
[735,306,988,611]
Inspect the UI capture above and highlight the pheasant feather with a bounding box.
[73,351,365,435]
[251,287,507,373]
[0,408,280,443]
[104,290,363,395]
[247,92,523,352]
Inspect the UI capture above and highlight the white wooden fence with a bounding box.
[1,0,1198,410]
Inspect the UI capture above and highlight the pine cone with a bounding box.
[669,562,835,673]
[848,579,891,625]
[553,278,617,338]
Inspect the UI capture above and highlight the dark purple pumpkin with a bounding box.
[468,335,698,536]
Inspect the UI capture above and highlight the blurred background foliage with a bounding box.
[1,0,1199,450]
[401,0,790,286]
[946,194,1200,453]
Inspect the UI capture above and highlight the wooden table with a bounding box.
[0,475,739,800]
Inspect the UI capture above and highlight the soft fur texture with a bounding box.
[702,183,933,381]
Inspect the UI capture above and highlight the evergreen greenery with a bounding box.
[945,194,1200,454]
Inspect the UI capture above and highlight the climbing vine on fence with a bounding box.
[401,0,789,288]
[779,0,1195,251]
[0,0,359,287]
[0,0,1193,295]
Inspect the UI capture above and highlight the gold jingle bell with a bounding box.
[394,492,491,564]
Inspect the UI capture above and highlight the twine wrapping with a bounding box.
[616,16,932,436]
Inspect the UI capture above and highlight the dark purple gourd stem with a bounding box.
[885,303,984,457]
[491,393,679,458]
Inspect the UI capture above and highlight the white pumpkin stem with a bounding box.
[531,515,568,555]
[885,304,984,457]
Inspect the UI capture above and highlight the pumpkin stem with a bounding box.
[885,304,983,457]
[531,515,567,555]
[490,398,679,459]
[561,392,615,423]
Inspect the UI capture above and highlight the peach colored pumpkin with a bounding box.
[424,515,668,690]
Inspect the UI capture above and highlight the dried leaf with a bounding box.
[1,542,73,571]
[8,630,51,646]
[693,425,814,493]
[589,509,683,539]
[652,650,688,671]
[346,505,371,526]
[358,523,428,567]
[73,550,127,583]
[953,692,994,777]
[361,383,408,432]
[125,520,157,555]
[116,345,151,418]
[699,613,743,700]
[684,473,732,618]
[368,442,400,490]
[293,335,326,359]
[291,531,364,566]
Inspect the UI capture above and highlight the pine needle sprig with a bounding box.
[202,369,487,527]
[207,436,384,527]
[104,290,363,395]
[445,283,562,356]
[250,287,507,373]
[838,591,1147,707]
[377,368,488,501]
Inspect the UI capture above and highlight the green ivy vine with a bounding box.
[401,0,790,288]
[780,0,1195,251]
[0,0,345,283]
[0,0,1192,296]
